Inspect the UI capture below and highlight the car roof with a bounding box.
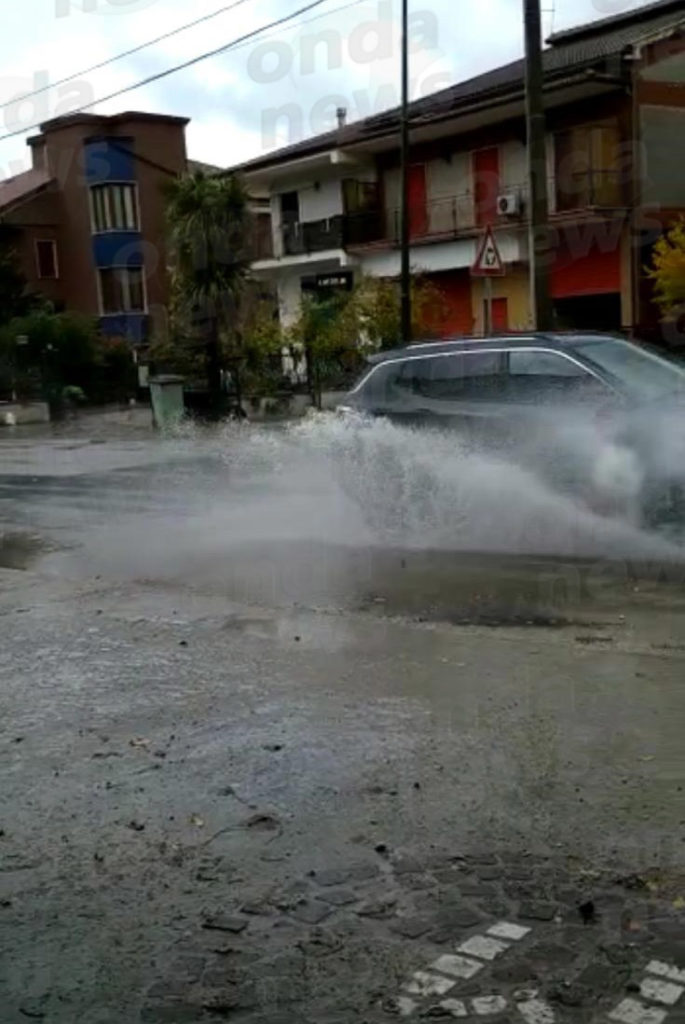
[365,332,623,365]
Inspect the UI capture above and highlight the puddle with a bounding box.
[0,530,49,570]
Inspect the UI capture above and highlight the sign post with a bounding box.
[471,225,506,336]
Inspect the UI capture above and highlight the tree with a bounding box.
[163,171,250,414]
[648,217,685,318]
[332,275,450,351]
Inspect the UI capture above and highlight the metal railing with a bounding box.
[282,216,344,256]
[275,170,628,257]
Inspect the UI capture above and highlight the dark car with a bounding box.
[339,333,685,533]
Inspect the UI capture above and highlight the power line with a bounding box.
[0,0,257,113]
[0,0,349,144]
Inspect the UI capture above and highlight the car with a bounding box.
[338,332,685,534]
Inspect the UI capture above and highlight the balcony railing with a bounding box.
[342,172,628,249]
[555,169,626,212]
[282,215,344,256]
[344,193,478,248]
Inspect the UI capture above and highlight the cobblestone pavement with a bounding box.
[133,849,685,1024]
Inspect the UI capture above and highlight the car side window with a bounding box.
[399,352,504,401]
[506,349,607,403]
[359,362,405,406]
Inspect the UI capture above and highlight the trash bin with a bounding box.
[149,375,185,429]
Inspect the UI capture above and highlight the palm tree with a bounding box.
[164,171,249,415]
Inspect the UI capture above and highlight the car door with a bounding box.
[501,346,621,489]
[383,350,509,441]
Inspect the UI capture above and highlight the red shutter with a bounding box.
[550,237,621,298]
[408,164,428,238]
[473,147,500,226]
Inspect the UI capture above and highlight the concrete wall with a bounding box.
[277,275,302,328]
[500,141,526,192]
[359,230,525,277]
[640,106,685,207]
[0,402,50,426]
[298,178,343,221]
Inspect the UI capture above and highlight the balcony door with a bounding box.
[280,191,300,254]
[408,164,428,238]
[473,147,500,226]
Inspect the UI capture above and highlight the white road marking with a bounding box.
[397,996,418,1017]
[646,961,685,986]
[431,954,485,979]
[458,935,510,961]
[640,977,684,1006]
[608,998,668,1024]
[473,994,508,1015]
[487,921,532,942]
[405,971,456,997]
[438,998,468,1017]
[516,996,557,1024]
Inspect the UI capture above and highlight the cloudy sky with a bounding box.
[0,0,646,179]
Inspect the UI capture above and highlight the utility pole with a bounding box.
[523,0,554,330]
[399,0,411,344]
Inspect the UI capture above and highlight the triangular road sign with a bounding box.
[471,225,506,276]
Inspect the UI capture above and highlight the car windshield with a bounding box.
[569,335,685,401]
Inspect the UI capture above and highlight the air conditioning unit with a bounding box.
[497,192,522,217]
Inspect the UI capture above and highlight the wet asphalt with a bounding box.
[0,417,684,1024]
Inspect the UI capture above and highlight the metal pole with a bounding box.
[523,0,553,331]
[484,277,493,335]
[400,0,411,344]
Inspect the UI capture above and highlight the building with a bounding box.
[235,0,685,343]
[0,111,190,347]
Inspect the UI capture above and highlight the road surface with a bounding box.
[1,419,684,1023]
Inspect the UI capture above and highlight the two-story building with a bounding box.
[236,0,685,343]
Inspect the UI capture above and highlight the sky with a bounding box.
[0,0,649,179]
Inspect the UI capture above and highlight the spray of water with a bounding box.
[289,412,683,561]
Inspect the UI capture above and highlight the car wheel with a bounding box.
[641,479,685,540]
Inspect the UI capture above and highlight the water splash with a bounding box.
[291,413,682,561]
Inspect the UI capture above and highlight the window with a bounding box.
[399,352,504,401]
[554,122,622,210]
[98,268,145,314]
[90,183,139,232]
[506,348,606,403]
[509,350,586,378]
[35,239,58,279]
[570,336,685,401]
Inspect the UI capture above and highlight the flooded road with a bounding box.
[1,418,684,1023]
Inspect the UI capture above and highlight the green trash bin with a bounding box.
[149,375,185,429]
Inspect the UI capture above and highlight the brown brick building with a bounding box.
[0,111,189,345]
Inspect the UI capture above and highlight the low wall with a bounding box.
[0,402,50,426]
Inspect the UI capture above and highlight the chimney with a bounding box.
[336,107,347,129]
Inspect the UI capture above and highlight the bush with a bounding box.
[0,312,135,410]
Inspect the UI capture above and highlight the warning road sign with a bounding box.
[471,225,506,276]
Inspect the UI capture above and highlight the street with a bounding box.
[1,417,684,1024]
